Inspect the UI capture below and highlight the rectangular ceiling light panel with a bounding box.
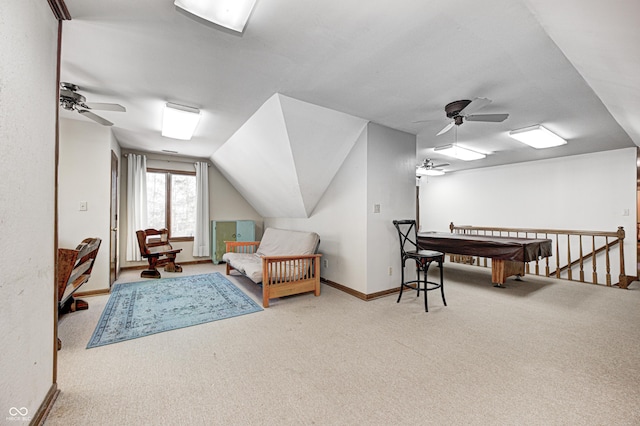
[434,144,486,161]
[162,103,201,140]
[175,0,257,32]
[509,125,567,149]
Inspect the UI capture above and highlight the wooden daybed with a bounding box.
[222,227,322,308]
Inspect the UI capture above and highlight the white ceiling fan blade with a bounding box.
[465,113,509,122]
[436,121,455,136]
[459,97,492,116]
[85,102,126,112]
[78,109,114,126]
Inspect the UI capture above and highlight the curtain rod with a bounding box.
[123,153,211,166]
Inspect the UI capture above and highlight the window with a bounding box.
[146,169,197,240]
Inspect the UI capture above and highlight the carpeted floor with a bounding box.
[47,262,640,425]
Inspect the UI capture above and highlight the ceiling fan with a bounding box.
[435,97,509,136]
[416,158,450,176]
[59,82,126,126]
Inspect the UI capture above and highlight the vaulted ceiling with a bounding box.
[59,0,639,174]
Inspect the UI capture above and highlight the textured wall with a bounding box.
[0,1,57,419]
[58,119,112,292]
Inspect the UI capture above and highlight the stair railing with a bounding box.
[448,222,630,289]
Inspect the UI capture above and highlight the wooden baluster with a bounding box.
[533,233,539,276]
[567,234,572,280]
[555,234,560,278]
[579,235,585,282]
[545,233,550,277]
[605,236,611,286]
[592,235,598,284]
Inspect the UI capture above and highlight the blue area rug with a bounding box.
[87,272,262,348]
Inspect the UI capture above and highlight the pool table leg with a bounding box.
[492,259,525,287]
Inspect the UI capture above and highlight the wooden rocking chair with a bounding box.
[136,228,183,278]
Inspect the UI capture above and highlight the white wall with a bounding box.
[0,1,57,419]
[266,126,369,293]
[420,147,637,277]
[58,119,112,292]
[267,123,417,295]
[366,123,417,294]
[212,94,367,218]
[208,162,265,237]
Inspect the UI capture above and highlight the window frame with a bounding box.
[146,167,196,242]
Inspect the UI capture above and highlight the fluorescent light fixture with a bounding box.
[434,144,486,161]
[162,103,201,140]
[175,0,257,33]
[508,125,567,149]
[416,168,445,176]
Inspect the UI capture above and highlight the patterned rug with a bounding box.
[87,272,262,348]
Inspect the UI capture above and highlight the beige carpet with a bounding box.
[46,262,640,425]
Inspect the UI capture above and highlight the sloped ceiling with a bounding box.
[57,0,639,174]
[212,94,368,218]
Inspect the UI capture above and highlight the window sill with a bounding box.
[169,237,194,243]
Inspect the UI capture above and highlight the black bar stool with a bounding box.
[392,220,446,312]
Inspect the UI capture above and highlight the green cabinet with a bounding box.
[210,220,255,264]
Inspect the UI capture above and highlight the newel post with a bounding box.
[617,226,628,289]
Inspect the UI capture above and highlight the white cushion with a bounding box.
[256,228,320,256]
[222,252,264,283]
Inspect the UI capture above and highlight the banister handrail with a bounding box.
[450,222,625,239]
[448,222,629,289]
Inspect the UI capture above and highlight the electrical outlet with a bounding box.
[388,266,392,276]
[373,204,381,214]
[323,259,329,268]
[79,201,88,211]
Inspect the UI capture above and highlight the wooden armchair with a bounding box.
[136,228,182,279]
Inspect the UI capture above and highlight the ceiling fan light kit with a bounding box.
[509,125,567,149]
[162,102,201,140]
[174,0,257,33]
[434,143,486,161]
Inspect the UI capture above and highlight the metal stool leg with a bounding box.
[439,258,447,306]
[423,260,430,312]
[397,259,406,303]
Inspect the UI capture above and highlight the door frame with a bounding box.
[110,150,119,286]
